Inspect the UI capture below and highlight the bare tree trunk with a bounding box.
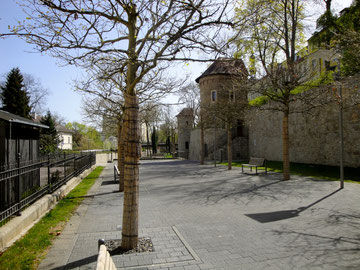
[227,124,232,170]
[121,93,140,250]
[117,119,124,192]
[282,111,290,180]
[200,116,205,165]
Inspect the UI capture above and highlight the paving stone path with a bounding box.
[38,160,360,270]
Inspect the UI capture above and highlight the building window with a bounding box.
[229,91,235,102]
[68,137,71,144]
[185,141,189,150]
[312,59,317,70]
[211,90,217,102]
[186,121,189,126]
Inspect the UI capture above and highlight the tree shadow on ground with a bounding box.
[271,208,360,269]
[245,188,341,223]
[65,190,120,200]
[49,254,97,270]
[145,169,329,206]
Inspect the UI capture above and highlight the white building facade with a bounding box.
[57,126,74,150]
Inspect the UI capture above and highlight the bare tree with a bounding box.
[177,82,201,126]
[161,106,177,157]
[23,74,49,115]
[2,0,234,250]
[203,77,248,170]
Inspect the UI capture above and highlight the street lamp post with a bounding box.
[335,56,344,189]
[338,81,344,189]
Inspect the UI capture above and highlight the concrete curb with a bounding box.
[0,165,96,251]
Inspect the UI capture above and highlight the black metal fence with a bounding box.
[0,152,96,224]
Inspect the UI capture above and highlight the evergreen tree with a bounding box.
[1,68,32,118]
[166,136,171,154]
[151,126,158,154]
[40,111,59,154]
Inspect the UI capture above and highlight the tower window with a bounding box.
[211,90,217,102]
[229,91,235,102]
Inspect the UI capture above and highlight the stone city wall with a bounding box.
[247,74,360,167]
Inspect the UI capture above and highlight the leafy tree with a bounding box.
[65,122,84,149]
[311,0,360,75]
[65,122,103,150]
[40,111,59,154]
[338,30,360,76]
[234,0,331,180]
[336,1,360,76]
[1,68,31,118]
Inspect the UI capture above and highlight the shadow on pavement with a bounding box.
[271,208,360,269]
[65,190,120,200]
[246,188,342,223]
[50,254,98,270]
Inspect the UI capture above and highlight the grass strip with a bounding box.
[0,166,104,270]
[220,161,360,183]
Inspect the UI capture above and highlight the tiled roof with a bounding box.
[56,125,75,134]
[176,108,194,118]
[195,58,248,83]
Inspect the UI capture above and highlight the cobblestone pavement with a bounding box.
[38,160,360,270]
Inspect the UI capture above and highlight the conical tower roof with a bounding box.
[195,58,248,83]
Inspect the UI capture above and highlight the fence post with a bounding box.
[47,154,51,193]
[64,152,66,179]
[73,153,76,176]
[16,152,21,216]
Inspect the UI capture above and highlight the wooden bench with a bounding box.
[241,157,267,175]
[114,165,120,183]
[96,240,116,270]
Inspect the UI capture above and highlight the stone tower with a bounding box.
[195,58,249,161]
[176,108,194,159]
[196,58,248,114]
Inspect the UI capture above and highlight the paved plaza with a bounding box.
[38,160,360,270]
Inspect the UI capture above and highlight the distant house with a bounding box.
[56,126,74,150]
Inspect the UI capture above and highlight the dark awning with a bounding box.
[0,110,49,129]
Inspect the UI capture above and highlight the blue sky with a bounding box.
[0,0,353,125]
[0,0,85,123]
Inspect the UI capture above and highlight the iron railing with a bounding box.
[0,152,96,224]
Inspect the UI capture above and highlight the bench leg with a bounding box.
[256,166,258,174]
[242,165,244,173]
[250,167,252,172]
[265,167,267,175]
